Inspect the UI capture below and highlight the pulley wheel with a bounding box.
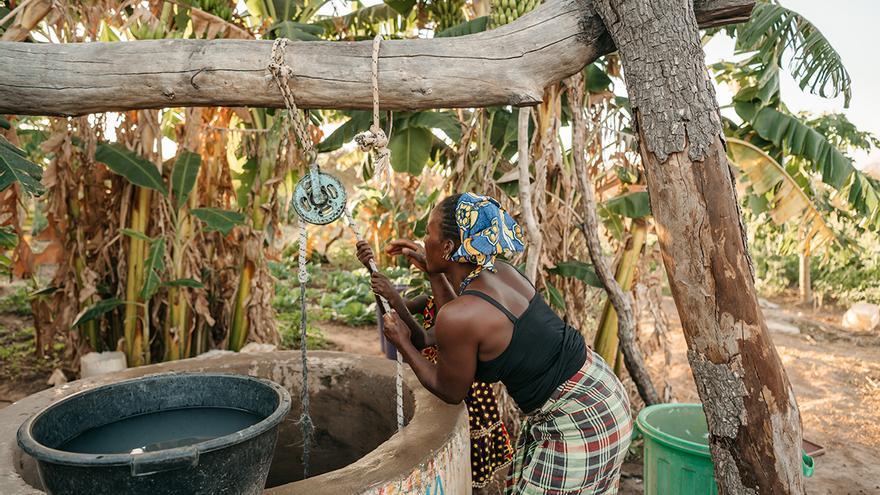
[292,170,347,225]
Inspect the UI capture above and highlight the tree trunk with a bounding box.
[568,75,660,406]
[593,1,804,493]
[0,0,753,116]
[517,108,542,283]
[799,252,812,305]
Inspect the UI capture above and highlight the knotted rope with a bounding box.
[354,35,393,192]
[268,37,316,479]
[344,210,405,432]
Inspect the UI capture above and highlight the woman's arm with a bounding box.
[382,308,476,404]
[358,240,431,349]
[386,239,457,309]
[406,294,429,314]
[370,272,430,350]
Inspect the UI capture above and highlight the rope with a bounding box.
[354,35,393,192]
[268,38,317,160]
[345,210,405,431]
[270,39,318,478]
[297,218,314,478]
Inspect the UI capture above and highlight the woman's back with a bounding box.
[455,263,587,413]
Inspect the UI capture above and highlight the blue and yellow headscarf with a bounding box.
[450,193,525,290]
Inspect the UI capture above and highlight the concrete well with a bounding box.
[0,351,470,494]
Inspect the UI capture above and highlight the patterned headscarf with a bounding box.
[450,193,525,290]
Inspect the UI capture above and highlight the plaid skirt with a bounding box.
[505,348,633,495]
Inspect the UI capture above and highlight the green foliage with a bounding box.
[749,210,880,305]
[549,261,603,288]
[734,1,851,106]
[162,278,205,289]
[435,16,488,38]
[73,298,126,327]
[737,103,880,224]
[386,0,418,17]
[603,191,651,219]
[268,21,325,40]
[0,226,18,248]
[140,238,166,300]
[0,135,45,196]
[95,143,168,196]
[191,208,246,235]
[278,310,328,350]
[0,287,32,315]
[584,63,613,93]
[170,151,201,211]
[389,127,433,175]
[544,281,566,311]
[317,111,372,152]
[121,228,153,242]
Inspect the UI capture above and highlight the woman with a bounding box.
[380,193,633,494]
[355,242,515,491]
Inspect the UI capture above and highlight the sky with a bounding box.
[703,0,880,172]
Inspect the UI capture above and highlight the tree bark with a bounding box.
[517,108,542,283]
[568,77,660,406]
[799,252,812,305]
[0,0,753,116]
[593,1,804,493]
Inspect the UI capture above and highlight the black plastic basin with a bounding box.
[17,372,291,495]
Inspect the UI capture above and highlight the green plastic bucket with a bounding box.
[636,403,813,495]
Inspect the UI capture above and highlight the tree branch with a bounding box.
[0,0,754,116]
[566,74,660,406]
[517,108,542,283]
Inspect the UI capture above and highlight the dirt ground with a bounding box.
[627,297,880,495]
[2,299,878,494]
[315,300,880,495]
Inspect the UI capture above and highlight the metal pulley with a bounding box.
[292,163,347,225]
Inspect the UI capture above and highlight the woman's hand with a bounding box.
[383,310,411,348]
[356,240,376,269]
[386,239,428,272]
[370,271,397,302]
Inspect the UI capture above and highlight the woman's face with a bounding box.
[424,207,454,274]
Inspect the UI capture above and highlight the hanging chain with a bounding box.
[297,218,314,478]
[270,39,318,477]
[344,210,405,431]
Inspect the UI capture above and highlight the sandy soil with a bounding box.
[629,297,880,495]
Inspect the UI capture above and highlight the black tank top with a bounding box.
[462,274,587,414]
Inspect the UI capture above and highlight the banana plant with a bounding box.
[87,143,232,364]
[709,0,880,228]
[727,137,836,255]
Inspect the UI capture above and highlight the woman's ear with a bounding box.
[443,239,454,260]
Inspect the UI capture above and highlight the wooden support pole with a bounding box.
[0,0,753,116]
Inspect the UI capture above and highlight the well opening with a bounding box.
[264,366,415,486]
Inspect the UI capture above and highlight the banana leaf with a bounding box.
[727,137,836,255]
[0,135,44,196]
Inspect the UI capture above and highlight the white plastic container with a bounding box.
[842,302,880,332]
[80,351,127,378]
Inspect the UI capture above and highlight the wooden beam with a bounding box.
[0,0,753,116]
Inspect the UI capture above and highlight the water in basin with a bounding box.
[59,407,262,454]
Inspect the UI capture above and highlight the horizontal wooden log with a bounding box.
[0,0,754,116]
